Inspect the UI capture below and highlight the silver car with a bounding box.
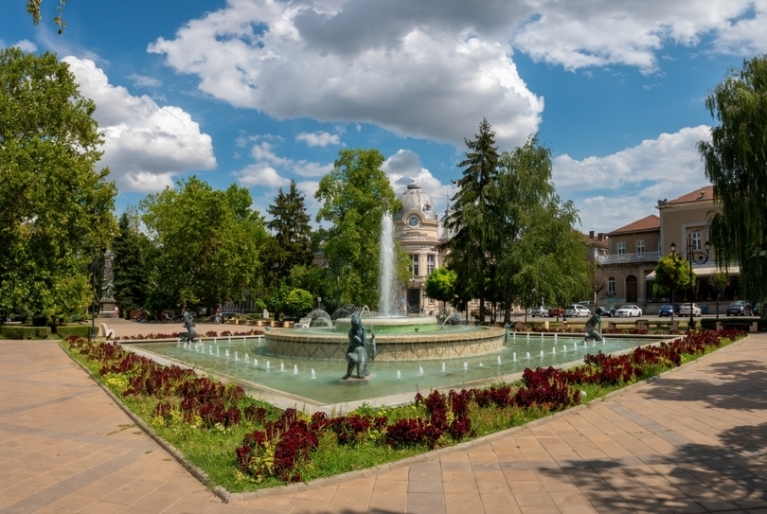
[680,303,702,316]
[614,305,642,317]
[565,304,591,317]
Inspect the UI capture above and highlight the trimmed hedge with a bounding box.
[55,325,94,339]
[0,325,51,339]
[700,317,766,332]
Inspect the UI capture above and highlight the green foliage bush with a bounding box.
[56,325,94,339]
[0,325,51,339]
[700,318,766,331]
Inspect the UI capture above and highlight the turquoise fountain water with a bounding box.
[129,333,661,405]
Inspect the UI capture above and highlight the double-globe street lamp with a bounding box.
[670,237,710,327]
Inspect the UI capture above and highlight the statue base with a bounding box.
[98,298,119,319]
[339,375,372,382]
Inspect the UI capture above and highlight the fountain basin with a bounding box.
[264,324,504,360]
[126,334,675,406]
[334,316,439,334]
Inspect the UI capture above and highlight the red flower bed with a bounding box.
[117,329,263,341]
[68,328,745,486]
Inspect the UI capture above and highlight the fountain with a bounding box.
[125,209,677,406]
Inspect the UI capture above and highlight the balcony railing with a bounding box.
[598,250,660,264]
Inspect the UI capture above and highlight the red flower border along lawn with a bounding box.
[62,328,744,493]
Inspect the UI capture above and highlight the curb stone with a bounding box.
[58,334,748,503]
[59,342,232,503]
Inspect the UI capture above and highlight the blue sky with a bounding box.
[2,0,765,233]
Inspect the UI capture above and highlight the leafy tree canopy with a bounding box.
[493,138,590,313]
[652,253,695,301]
[0,48,116,323]
[26,0,67,33]
[315,149,400,309]
[424,267,457,312]
[140,178,267,313]
[698,54,767,313]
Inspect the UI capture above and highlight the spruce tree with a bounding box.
[443,118,501,321]
[264,181,314,286]
[112,211,152,318]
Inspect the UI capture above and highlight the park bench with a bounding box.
[100,323,115,339]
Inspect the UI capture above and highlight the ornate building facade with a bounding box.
[393,182,447,314]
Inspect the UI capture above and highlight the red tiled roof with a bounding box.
[668,185,714,205]
[609,214,660,235]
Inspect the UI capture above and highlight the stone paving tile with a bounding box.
[5,334,767,514]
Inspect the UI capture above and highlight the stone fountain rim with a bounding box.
[335,315,439,327]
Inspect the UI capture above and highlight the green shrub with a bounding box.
[56,325,94,339]
[700,317,766,331]
[0,325,51,339]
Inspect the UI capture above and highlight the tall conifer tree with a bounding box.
[443,118,500,321]
[264,181,314,286]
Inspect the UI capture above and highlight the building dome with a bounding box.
[397,182,437,220]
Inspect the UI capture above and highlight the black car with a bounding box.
[726,300,752,316]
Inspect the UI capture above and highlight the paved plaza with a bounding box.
[1,332,767,513]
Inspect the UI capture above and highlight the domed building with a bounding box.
[394,182,447,314]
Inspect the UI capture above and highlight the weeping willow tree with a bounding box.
[698,55,767,317]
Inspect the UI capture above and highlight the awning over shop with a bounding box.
[646,265,740,281]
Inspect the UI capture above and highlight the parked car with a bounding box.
[679,303,702,316]
[548,306,565,317]
[613,304,642,317]
[565,304,591,317]
[531,306,549,317]
[726,300,752,316]
[754,303,761,316]
[658,304,680,317]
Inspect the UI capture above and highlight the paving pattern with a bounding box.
[1,333,767,513]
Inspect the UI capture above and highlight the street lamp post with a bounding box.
[670,237,710,328]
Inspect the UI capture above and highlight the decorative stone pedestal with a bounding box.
[339,375,372,382]
[98,298,119,318]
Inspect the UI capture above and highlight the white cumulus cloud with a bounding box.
[147,0,767,148]
[147,0,543,148]
[14,39,37,52]
[128,73,162,88]
[296,131,342,147]
[382,149,455,217]
[63,56,216,193]
[233,139,332,190]
[553,125,714,233]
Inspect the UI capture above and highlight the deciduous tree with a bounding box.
[140,178,267,314]
[0,49,116,324]
[424,267,457,316]
[653,253,695,322]
[698,54,767,316]
[315,149,400,309]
